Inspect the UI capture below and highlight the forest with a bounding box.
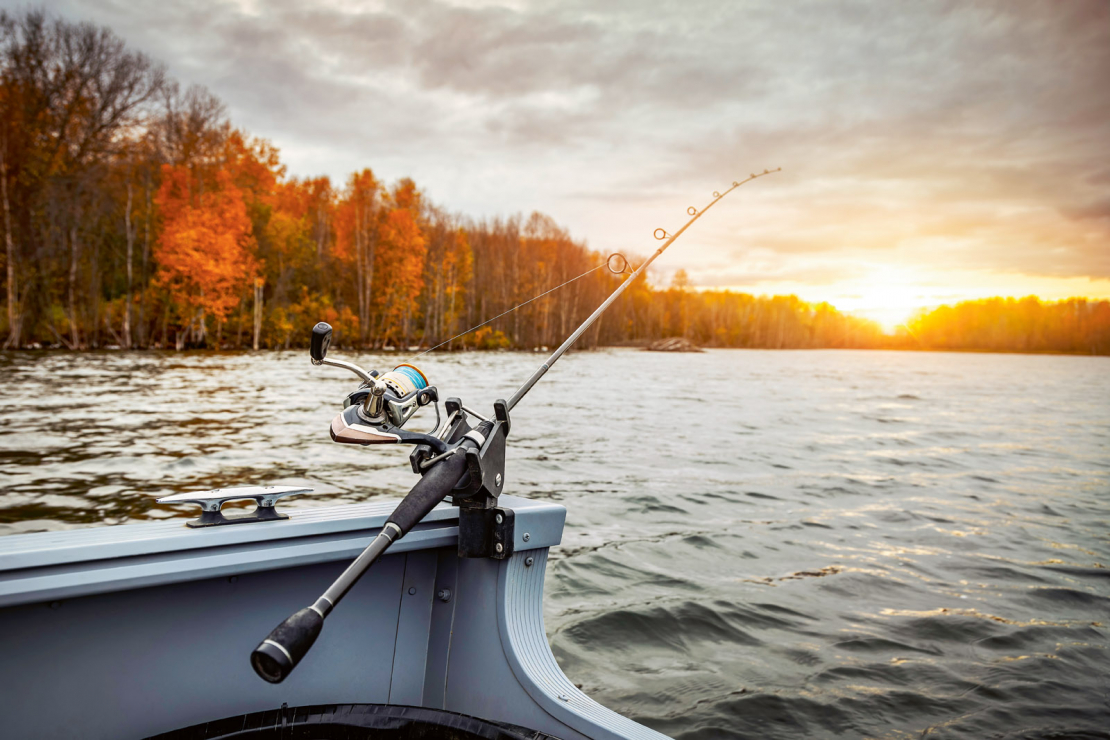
[2,10,1108,356]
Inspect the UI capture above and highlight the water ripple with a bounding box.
[1,348,1108,736]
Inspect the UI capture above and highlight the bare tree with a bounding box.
[1,9,164,347]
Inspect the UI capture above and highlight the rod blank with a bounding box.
[507,170,779,411]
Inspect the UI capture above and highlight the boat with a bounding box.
[0,487,665,738]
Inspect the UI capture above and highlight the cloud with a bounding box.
[45,0,1110,289]
[1064,199,1110,222]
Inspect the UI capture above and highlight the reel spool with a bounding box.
[353,364,433,423]
[378,364,429,398]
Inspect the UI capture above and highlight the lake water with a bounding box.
[1,348,1108,738]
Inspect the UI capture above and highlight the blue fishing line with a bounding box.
[392,365,427,390]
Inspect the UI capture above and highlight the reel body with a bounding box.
[309,321,509,514]
[340,364,436,427]
[329,364,445,451]
[310,322,447,450]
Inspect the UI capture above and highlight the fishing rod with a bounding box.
[250,168,780,684]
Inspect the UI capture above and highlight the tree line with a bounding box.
[2,9,1107,356]
[902,297,1110,355]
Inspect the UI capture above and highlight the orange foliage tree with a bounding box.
[374,203,426,347]
[153,165,257,346]
[334,169,379,344]
[422,220,472,349]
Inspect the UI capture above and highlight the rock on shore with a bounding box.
[645,337,704,352]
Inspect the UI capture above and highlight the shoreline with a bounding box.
[1,345,1106,358]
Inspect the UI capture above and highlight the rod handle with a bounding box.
[248,422,490,684]
[250,607,324,684]
[385,422,490,536]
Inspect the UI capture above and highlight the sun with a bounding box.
[831,268,939,332]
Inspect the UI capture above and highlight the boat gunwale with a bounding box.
[0,495,566,608]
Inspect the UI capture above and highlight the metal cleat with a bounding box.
[156,486,312,528]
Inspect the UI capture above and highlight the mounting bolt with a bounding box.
[228,576,238,584]
[525,557,534,567]
[495,543,504,553]
[496,513,503,524]
[495,473,502,487]
[408,587,417,595]
[49,601,62,610]
[437,588,452,602]
[522,532,530,542]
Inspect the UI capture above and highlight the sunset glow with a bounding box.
[712,272,1110,333]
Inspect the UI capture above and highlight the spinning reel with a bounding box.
[308,321,509,504]
[312,322,446,451]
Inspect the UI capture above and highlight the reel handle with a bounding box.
[310,322,332,362]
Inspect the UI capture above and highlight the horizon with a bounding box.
[38,0,1110,330]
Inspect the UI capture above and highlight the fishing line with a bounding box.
[507,167,782,409]
[409,253,630,359]
[411,167,780,365]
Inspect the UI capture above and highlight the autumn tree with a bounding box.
[421,208,472,350]
[334,169,380,345]
[373,179,426,347]
[153,165,256,347]
[0,9,164,348]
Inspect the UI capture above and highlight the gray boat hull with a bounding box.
[0,495,670,740]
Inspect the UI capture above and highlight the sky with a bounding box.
[34,0,1110,329]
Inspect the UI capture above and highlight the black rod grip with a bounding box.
[386,447,469,537]
[250,607,323,684]
[386,420,493,536]
[249,421,490,684]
